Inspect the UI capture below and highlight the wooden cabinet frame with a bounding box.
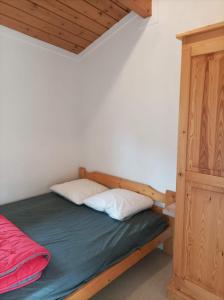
[169,22,224,300]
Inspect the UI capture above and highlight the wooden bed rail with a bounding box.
[79,167,175,207]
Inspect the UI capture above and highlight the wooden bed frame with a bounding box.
[65,167,175,300]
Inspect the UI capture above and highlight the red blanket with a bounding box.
[0,215,51,294]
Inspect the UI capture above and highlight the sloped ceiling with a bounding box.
[0,0,151,54]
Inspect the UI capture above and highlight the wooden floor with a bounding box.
[93,249,172,300]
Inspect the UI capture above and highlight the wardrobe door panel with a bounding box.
[183,180,224,297]
[187,51,224,176]
[170,23,224,300]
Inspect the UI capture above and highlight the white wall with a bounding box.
[1,0,223,204]
[0,27,81,204]
[79,0,224,192]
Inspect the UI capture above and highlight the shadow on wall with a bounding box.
[77,6,178,192]
[78,14,151,130]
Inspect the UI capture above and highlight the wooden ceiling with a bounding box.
[0,0,151,54]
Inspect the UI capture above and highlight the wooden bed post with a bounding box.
[163,190,176,256]
[165,190,176,206]
[79,167,87,179]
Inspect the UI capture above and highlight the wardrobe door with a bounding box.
[178,49,224,299]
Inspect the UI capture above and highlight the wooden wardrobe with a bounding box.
[169,22,224,300]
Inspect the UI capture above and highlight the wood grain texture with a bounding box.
[187,51,224,177]
[0,0,135,53]
[0,1,90,50]
[168,279,194,300]
[176,22,224,40]
[0,14,83,53]
[163,216,175,256]
[113,0,151,18]
[79,167,174,204]
[31,0,107,35]
[173,44,192,277]
[175,277,223,300]
[170,22,224,300]
[183,182,224,296]
[111,0,130,12]
[186,171,224,189]
[2,0,98,42]
[58,0,118,28]
[191,37,224,56]
[85,0,128,20]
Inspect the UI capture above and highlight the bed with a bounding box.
[0,167,175,300]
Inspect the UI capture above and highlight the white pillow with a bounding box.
[84,188,154,220]
[50,179,108,205]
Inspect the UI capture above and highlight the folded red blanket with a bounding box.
[0,215,51,294]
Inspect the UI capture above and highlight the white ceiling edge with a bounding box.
[78,11,137,61]
[0,0,159,64]
[0,14,137,64]
[78,0,159,61]
[0,25,80,63]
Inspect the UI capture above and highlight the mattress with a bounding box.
[0,192,168,300]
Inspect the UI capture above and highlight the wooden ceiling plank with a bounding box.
[0,14,83,53]
[0,0,149,55]
[111,0,130,12]
[0,1,91,48]
[11,0,99,42]
[85,0,128,21]
[58,0,117,28]
[31,0,106,36]
[113,0,152,18]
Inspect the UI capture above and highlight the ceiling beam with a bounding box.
[113,0,152,18]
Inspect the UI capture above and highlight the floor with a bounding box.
[93,249,172,300]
